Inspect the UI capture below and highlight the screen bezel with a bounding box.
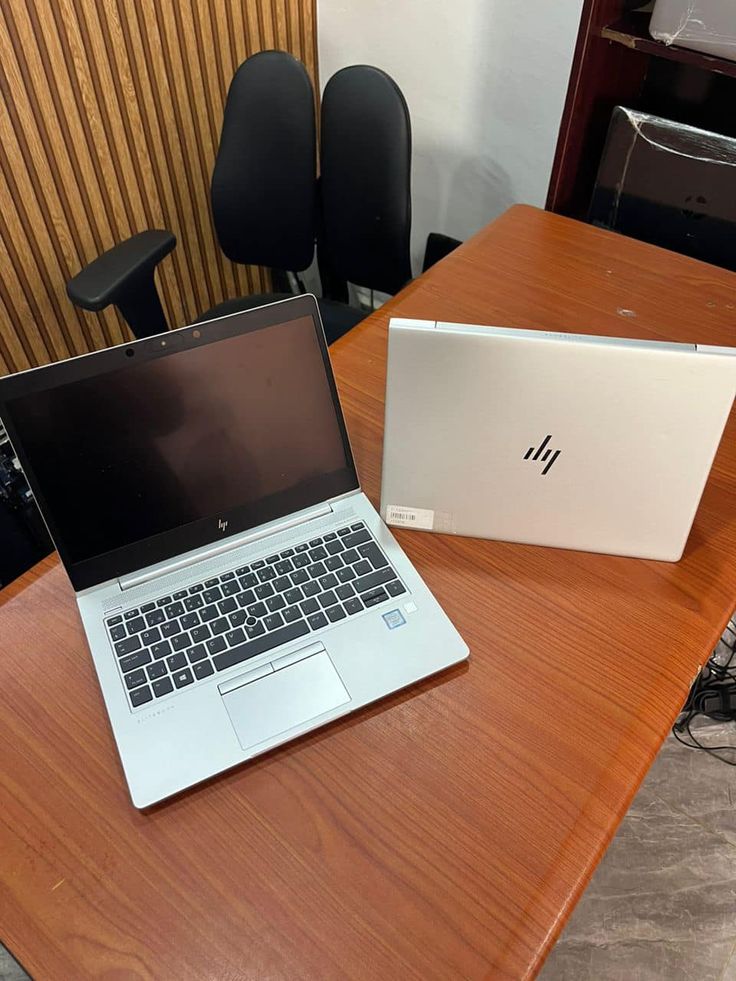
[0,295,359,591]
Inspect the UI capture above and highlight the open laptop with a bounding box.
[381,318,736,562]
[0,296,467,807]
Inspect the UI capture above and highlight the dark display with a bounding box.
[5,315,352,568]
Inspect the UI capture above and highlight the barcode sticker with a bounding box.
[385,505,435,530]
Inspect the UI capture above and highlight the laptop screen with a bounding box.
[0,301,358,589]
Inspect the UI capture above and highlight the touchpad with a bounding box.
[222,651,350,750]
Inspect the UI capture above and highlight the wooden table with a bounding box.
[3,205,736,981]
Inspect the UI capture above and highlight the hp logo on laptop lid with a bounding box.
[524,435,561,475]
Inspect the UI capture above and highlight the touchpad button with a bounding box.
[222,651,350,750]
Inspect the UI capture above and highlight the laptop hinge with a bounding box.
[118,502,334,591]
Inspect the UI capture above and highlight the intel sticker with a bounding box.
[383,609,406,630]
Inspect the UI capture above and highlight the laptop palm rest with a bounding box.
[222,649,350,750]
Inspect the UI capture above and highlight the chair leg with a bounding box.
[115,271,169,339]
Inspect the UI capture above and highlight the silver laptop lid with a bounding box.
[380,319,736,561]
[0,295,358,591]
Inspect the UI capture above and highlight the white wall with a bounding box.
[318,0,584,273]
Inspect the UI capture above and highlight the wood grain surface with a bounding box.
[0,0,318,375]
[2,206,736,980]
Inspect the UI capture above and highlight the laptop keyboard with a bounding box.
[105,522,407,709]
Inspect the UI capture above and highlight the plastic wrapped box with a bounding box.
[650,0,736,62]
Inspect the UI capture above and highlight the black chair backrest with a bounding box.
[211,50,317,272]
[320,66,412,296]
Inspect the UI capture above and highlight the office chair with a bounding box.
[67,52,417,345]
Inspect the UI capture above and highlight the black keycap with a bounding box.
[167,652,187,671]
[325,553,343,568]
[235,566,250,576]
[362,587,388,608]
[190,625,211,643]
[173,590,188,600]
[207,636,227,655]
[147,660,167,680]
[327,605,346,623]
[187,644,208,663]
[184,595,204,611]
[386,580,406,597]
[302,580,320,597]
[292,553,310,568]
[193,660,215,680]
[200,604,219,622]
[309,537,323,547]
[251,559,266,569]
[145,609,165,627]
[273,576,291,593]
[204,578,219,587]
[141,627,161,646]
[300,598,319,615]
[342,548,360,564]
[173,669,194,689]
[239,573,258,589]
[318,590,338,609]
[110,624,126,642]
[120,651,151,673]
[160,620,181,638]
[237,589,256,608]
[255,582,274,600]
[171,632,191,651]
[218,597,237,615]
[115,635,142,657]
[264,613,283,631]
[221,581,239,597]
[210,617,229,636]
[212,619,309,672]
[295,543,309,552]
[245,621,266,639]
[354,566,396,594]
[336,567,356,583]
[343,529,371,548]
[107,615,123,626]
[359,542,390,570]
[124,667,147,690]
[203,587,222,604]
[308,561,327,578]
[280,548,294,558]
[151,640,172,659]
[324,532,337,541]
[130,686,153,707]
[189,583,204,593]
[336,584,355,600]
[266,594,286,612]
[282,605,302,623]
[140,602,155,613]
[180,612,200,630]
[337,526,351,536]
[226,627,246,646]
[344,597,364,615]
[284,587,303,605]
[351,522,365,530]
[353,560,371,577]
[319,573,338,590]
[309,546,328,562]
[164,601,185,619]
[153,677,174,697]
[124,608,140,620]
[247,601,267,618]
[126,616,146,634]
[326,540,345,556]
[266,554,280,565]
[291,568,309,585]
[220,571,235,581]
[229,610,247,627]
[257,566,276,582]
[156,596,172,607]
[307,612,328,630]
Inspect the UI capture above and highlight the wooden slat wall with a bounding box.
[0,0,318,375]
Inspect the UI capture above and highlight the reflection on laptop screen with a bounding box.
[5,315,350,563]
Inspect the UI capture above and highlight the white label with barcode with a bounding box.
[385,505,434,530]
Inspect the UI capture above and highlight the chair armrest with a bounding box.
[67,230,176,311]
[422,232,462,273]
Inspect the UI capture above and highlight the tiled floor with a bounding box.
[3,716,735,981]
